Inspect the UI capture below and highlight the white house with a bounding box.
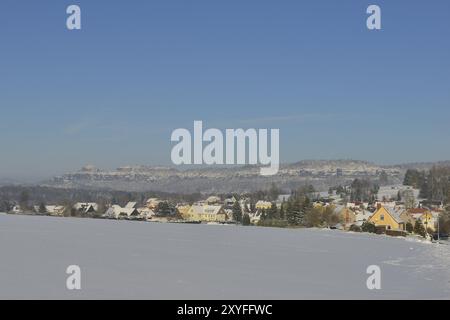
[104,205,140,220]
[11,205,22,214]
[137,207,156,220]
[354,210,373,226]
[73,202,98,215]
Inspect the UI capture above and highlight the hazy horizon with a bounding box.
[3,158,450,184]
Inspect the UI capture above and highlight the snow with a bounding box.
[0,214,449,299]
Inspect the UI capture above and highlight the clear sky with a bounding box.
[1,0,449,180]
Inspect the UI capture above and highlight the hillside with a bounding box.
[40,160,410,193]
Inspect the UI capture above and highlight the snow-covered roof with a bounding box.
[189,205,224,215]
[106,205,139,218]
[73,202,98,211]
[385,207,405,223]
[125,202,137,208]
[355,210,373,222]
[277,194,291,202]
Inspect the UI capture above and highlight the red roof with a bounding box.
[407,208,428,214]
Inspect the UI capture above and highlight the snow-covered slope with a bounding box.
[0,214,449,299]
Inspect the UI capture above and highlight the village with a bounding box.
[4,181,449,242]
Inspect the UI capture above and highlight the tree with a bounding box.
[404,169,426,189]
[242,201,249,213]
[232,201,242,223]
[350,179,379,202]
[19,190,30,211]
[405,222,414,233]
[379,171,389,185]
[321,206,339,227]
[349,224,362,232]
[285,198,304,226]
[361,221,377,233]
[414,220,426,238]
[242,214,251,226]
[156,201,172,216]
[38,202,47,214]
[0,200,12,213]
[401,190,416,209]
[267,202,278,220]
[279,202,285,220]
[268,183,280,201]
[305,207,321,228]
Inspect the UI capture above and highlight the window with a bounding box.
[380,214,384,221]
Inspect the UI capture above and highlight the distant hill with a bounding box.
[40,160,381,193]
[38,160,450,194]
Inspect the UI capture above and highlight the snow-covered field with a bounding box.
[0,213,449,299]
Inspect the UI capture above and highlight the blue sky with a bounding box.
[1,0,449,180]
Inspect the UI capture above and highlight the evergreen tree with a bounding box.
[405,222,414,233]
[232,201,242,223]
[414,220,426,238]
[404,169,426,189]
[19,190,30,211]
[268,183,280,201]
[242,214,251,226]
[267,202,278,220]
[243,201,249,213]
[361,221,377,233]
[279,202,285,220]
[38,202,47,214]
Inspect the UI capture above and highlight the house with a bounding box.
[354,210,373,227]
[248,210,264,224]
[137,207,156,220]
[205,196,222,205]
[125,202,137,209]
[73,203,98,215]
[33,205,66,216]
[374,201,397,209]
[11,205,22,214]
[406,208,439,231]
[185,204,227,222]
[224,196,237,208]
[346,202,369,210]
[176,205,192,220]
[333,205,356,227]
[145,198,161,210]
[368,205,405,231]
[354,210,373,226]
[104,205,140,220]
[255,201,272,210]
[419,211,439,232]
[407,207,429,220]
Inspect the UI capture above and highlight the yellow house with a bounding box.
[255,201,272,210]
[185,205,227,222]
[420,212,437,232]
[368,206,405,231]
[176,205,192,220]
